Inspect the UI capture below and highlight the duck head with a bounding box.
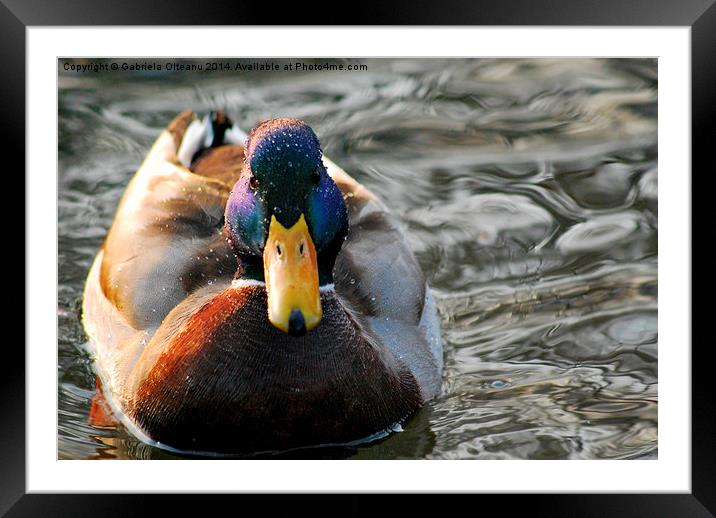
[224,118,348,336]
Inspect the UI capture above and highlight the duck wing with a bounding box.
[325,158,443,398]
[98,112,242,331]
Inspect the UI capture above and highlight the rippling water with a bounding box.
[58,58,657,460]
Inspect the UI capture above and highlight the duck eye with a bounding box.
[249,175,259,190]
[311,168,321,185]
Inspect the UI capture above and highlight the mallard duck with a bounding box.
[82,111,442,455]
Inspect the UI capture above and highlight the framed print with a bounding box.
[8,0,713,515]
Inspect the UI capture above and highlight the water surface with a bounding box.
[58,58,657,459]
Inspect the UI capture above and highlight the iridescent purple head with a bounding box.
[224,118,348,285]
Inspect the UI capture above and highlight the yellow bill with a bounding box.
[263,214,322,336]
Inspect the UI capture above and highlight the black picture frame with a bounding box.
[8,0,713,515]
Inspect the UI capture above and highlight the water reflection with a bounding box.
[58,58,657,460]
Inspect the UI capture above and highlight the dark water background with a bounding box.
[58,58,657,460]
